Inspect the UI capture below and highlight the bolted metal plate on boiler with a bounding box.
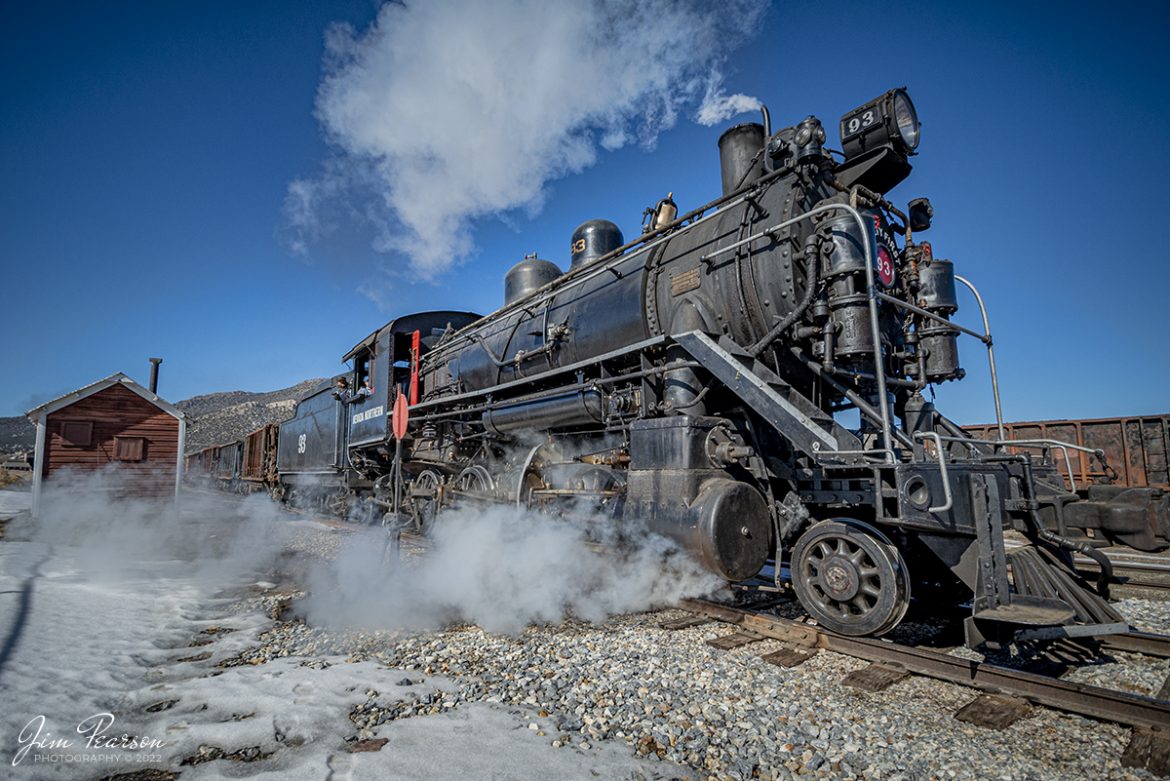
[706,632,764,650]
[954,694,1033,730]
[841,663,909,692]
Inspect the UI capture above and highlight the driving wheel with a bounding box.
[411,469,443,535]
[456,465,495,497]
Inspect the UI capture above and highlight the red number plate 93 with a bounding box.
[876,245,895,287]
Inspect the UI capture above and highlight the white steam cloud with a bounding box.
[16,467,725,637]
[12,466,293,584]
[696,85,764,126]
[285,0,768,279]
[300,506,725,635]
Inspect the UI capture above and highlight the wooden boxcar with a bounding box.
[212,441,242,484]
[241,423,279,489]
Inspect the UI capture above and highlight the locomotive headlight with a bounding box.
[892,90,919,151]
[839,87,921,160]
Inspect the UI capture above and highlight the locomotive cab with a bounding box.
[344,332,390,452]
[343,311,482,456]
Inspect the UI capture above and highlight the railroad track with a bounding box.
[674,597,1170,776]
[1111,575,1170,598]
[1077,556,1170,598]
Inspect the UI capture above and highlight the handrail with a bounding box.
[914,431,954,512]
[813,447,897,464]
[920,433,1086,492]
[698,200,895,461]
[873,274,1004,442]
[988,438,1108,492]
[954,276,1005,441]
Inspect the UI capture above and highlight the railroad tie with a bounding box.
[761,645,819,668]
[954,694,1033,730]
[1118,667,1170,774]
[659,616,713,631]
[1122,729,1170,776]
[706,631,765,651]
[841,663,909,693]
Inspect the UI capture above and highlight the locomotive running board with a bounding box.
[673,331,862,460]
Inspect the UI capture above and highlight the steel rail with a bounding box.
[1100,631,1170,659]
[681,598,1170,731]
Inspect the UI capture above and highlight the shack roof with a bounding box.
[25,373,185,423]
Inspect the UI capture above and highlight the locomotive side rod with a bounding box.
[681,599,1170,732]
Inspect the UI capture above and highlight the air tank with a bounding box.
[504,255,561,306]
[718,122,765,196]
[570,219,624,269]
[917,258,962,381]
[918,258,958,313]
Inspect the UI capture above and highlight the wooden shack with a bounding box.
[26,373,186,516]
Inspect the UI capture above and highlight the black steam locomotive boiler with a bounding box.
[301,88,1168,647]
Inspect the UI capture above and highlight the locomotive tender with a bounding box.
[264,88,1168,647]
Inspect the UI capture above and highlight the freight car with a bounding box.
[241,423,280,497]
[965,415,1170,491]
[963,415,1170,551]
[211,441,241,491]
[192,88,1169,648]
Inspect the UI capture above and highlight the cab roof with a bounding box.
[342,310,481,362]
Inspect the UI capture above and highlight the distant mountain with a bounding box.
[178,378,326,452]
[0,378,326,457]
[0,416,33,456]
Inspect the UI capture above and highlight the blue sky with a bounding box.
[1,0,1167,425]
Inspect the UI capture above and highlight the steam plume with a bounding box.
[300,506,725,635]
[285,0,769,279]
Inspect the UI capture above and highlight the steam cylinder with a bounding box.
[570,219,624,269]
[718,123,765,195]
[504,256,561,306]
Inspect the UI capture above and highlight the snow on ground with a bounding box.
[0,494,693,780]
[0,487,31,518]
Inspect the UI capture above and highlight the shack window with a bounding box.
[60,421,93,447]
[113,436,145,461]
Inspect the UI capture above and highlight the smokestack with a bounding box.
[148,358,162,394]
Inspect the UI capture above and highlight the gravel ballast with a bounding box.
[214,522,1170,781]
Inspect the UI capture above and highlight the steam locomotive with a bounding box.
[198,88,1170,647]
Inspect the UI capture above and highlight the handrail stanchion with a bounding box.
[954,275,1004,442]
[913,432,953,512]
